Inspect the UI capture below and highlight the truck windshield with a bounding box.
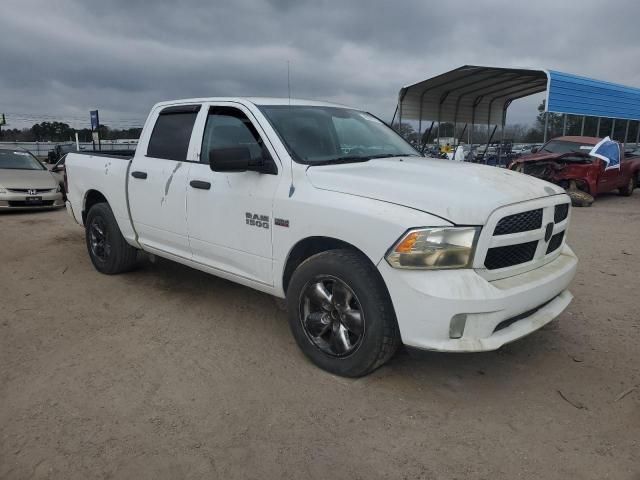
[0,150,45,170]
[258,105,420,164]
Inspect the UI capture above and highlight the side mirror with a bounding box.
[209,146,251,172]
[530,147,538,154]
[209,146,277,174]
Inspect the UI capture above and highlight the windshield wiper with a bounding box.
[309,156,372,166]
[366,153,420,159]
[308,152,421,166]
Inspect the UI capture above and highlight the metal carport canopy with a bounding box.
[397,65,640,131]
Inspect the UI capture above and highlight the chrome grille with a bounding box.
[7,188,55,193]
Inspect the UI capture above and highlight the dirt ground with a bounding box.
[1,194,639,480]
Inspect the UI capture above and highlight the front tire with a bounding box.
[567,188,594,207]
[286,249,400,377]
[618,176,635,196]
[85,202,138,274]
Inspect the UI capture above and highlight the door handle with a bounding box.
[190,180,211,190]
[131,171,147,179]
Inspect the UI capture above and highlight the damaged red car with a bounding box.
[509,136,640,206]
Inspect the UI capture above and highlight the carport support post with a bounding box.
[611,119,616,139]
[436,92,449,149]
[422,121,434,150]
[486,120,490,152]
[624,120,630,144]
[397,88,407,135]
[470,104,477,147]
[486,99,494,154]
[580,116,585,136]
[417,104,423,145]
[459,123,468,145]
[562,114,567,136]
[469,96,483,153]
[596,118,601,137]
[500,103,509,162]
[636,121,640,146]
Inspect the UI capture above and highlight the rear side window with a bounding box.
[147,105,200,161]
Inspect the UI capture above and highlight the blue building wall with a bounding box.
[547,71,640,121]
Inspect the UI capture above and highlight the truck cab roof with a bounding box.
[152,97,350,110]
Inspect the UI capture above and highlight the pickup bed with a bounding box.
[509,136,640,205]
[65,97,578,377]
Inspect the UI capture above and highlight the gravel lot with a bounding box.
[1,194,639,480]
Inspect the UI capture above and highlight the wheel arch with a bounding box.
[282,236,383,294]
[82,189,108,224]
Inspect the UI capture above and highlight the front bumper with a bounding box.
[378,244,578,352]
[0,191,64,209]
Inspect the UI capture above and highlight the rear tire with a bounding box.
[286,249,400,377]
[85,202,138,274]
[618,176,635,196]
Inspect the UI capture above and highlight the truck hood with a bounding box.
[514,151,593,164]
[516,152,564,163]
[0,169,58,189]
[306,157,564,224]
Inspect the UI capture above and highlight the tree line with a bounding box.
[0,121,142,142]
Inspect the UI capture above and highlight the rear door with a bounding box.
[128,104,200,258]
[185,102,282,285]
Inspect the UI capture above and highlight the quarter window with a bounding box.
[147,105,200,161]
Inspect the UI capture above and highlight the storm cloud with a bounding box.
[1,0,638,129]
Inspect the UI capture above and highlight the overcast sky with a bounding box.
[1,0,638,130]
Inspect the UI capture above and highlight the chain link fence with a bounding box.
[0,141,138,159]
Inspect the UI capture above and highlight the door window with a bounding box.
[147,105,200,161]
[201,107,272,165]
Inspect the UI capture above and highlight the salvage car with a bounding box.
[509,136,640,206]
[64,97,577,377]
[0,147,65,210]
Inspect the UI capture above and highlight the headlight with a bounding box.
[56,185,62,193]
[386,227,480,269]
[0,188,6,194]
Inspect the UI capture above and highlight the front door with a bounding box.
[596,158,620,193]
[128,105,200,258]
[186,103,282,285]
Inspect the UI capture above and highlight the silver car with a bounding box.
[0,148,65,210]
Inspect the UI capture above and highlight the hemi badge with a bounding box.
[274,218,290,228]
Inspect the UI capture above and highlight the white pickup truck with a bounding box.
[65,97,578,377]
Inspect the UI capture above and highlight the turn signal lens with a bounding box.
[386,227,480,269]
[394,231,419,253]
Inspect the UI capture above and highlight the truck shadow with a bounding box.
[586,190,636,206]
[128,255,567,390]
[0,208,63,218]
